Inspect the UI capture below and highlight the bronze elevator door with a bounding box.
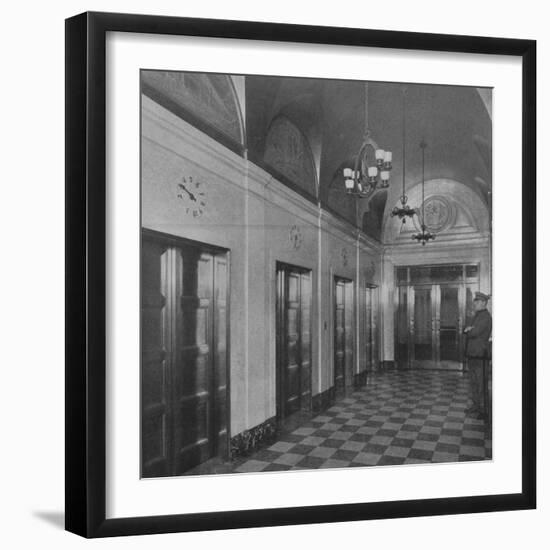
[334,277,354,392]
[276,264,312,419]
[141,232,229,477]
[365,286,378,371]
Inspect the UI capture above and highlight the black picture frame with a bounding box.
[65,11,536,538]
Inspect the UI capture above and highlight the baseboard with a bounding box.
[230,416,278,459]
[353,371,368,388]
[311,386,336,413]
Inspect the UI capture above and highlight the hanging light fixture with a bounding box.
[391,87,416,223]
[412,139,436,245]
[342,84,393,200]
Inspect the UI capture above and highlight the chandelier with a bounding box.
[412,139,436,245]
[342,84,393,200]
[391,87,416,223]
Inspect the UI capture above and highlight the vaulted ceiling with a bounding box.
[244,76,491,242]
[367,82,491,221]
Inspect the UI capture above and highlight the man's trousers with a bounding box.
[468,358,485,413]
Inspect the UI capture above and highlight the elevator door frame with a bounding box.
[140,228,231,477]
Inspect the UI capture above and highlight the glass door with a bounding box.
[437,284,463,369]
[396,285,410,368]
[411,285,435,369]
[395,264,477,370]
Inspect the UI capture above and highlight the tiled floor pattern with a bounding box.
[234,370,492,473]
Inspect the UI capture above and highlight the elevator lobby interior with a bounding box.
[140,71,492,478]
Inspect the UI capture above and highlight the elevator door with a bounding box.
[276,265,312,419]
[334,277,354,392]
[141,232,229,477]
[365,285,378,371]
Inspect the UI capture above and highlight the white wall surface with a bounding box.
[0,1,547,549]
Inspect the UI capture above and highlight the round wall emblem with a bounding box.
[415,196,453,233]
[288,225,303,250]
[365,259,376,282]
[341,247,349,268]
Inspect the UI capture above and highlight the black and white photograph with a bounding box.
[140,71,494,478]
[2,0,544,546]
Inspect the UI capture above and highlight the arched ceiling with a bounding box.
[245,76,324,178]
[368,83,492,226]
[243,76,491,241]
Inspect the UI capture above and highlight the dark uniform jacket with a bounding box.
[465,308,492,358]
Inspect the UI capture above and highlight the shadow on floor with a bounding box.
[33,510,65,530]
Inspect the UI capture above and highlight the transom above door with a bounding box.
[395,264,480,370]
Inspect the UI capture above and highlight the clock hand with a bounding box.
[178,183,197,201]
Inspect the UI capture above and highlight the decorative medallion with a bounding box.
[365,259,376,282]
[341,247,349,268]
[176,175,207,218]
[288,225,303,250]
[414,196,453,233]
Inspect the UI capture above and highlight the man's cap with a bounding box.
[474,291,490,302]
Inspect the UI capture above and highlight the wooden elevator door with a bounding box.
[141,239,171,477]
[141,233,229,477]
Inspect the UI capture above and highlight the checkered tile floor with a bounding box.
[233,370,492,473]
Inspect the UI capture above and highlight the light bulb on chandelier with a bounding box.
[411,139,436,245]
[391,86,417,224]
[341,83,394,202]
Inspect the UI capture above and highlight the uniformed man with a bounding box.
[463,292,492,419]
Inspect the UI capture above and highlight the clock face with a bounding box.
[176,176,206,218]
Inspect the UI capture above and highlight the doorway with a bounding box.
[396,264,479,370]
[276,263,312,419]
[334,277,354,392]
[141,229,229,477]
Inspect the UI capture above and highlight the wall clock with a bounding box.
[176,175,206,217]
